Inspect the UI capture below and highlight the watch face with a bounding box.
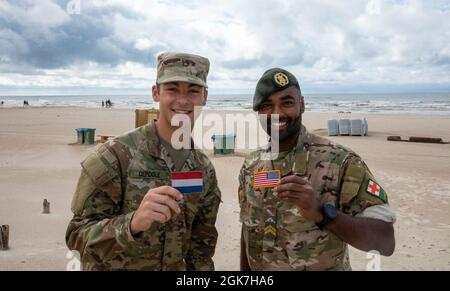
[324,204,337,219]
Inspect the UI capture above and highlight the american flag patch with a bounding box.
[253,170,280,189]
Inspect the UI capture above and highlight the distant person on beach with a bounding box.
[104,99,112,108]
[0,101,4,106]
[66,52,221,271]
[239,68,396,271]
[102,100,105,107]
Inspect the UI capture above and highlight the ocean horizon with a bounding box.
[1,92,450,115]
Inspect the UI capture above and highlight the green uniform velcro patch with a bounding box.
[366,179,387,203]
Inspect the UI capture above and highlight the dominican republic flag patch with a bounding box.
[253,170,280,189]
[366,179,387,202]
[171,172,203,194]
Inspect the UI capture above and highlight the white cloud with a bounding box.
[0,0,449,93]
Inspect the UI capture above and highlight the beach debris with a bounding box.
[43,199,50,214]
[387,136,448,144]
[409,137,445,144]
[387,136,402,141]
[0,225,9,250]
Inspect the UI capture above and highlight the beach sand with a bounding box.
[1,107,450,270]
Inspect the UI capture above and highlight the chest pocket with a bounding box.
[180,190,203,229]
[240,168,265,228]
[124,169,170,211]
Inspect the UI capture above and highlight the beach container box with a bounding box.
[211,134,236,155]
[327,119,339,136]
[83,128,96,144]
[338,119,351,135]
[135,109,160,128]
[363,118,368,136]
[75,128,86,144]
[350,119,364,136]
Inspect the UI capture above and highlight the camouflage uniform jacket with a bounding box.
[238,125,389,271]
[66,121,221,271]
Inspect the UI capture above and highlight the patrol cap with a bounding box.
[156,52,210,88]
[253,68,301,111]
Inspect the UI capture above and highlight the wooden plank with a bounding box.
[409,137,443,144]
[388,136,446,144]
[387,136,404,142]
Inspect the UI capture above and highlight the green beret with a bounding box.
[253,68,301,111]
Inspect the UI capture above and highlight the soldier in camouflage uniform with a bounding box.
[66,52,221,271]
[239,68,396,271]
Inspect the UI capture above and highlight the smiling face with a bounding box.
[258,86,304,144]
[152,81,207,131]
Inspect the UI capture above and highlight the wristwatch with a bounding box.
[315,204,338,230]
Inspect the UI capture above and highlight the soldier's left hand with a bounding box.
[274,175,323,223]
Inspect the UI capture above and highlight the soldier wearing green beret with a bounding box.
[239,68,396,271]
[66,52,221,271]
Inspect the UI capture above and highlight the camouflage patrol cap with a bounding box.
[253,68,301,111]
[157,52,210,88]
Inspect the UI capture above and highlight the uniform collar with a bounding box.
[264,124,311,154]
[294,125,312,152]
[259,125,311,175]
[144,120,203,171]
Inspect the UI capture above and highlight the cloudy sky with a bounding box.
[1,0,450,95]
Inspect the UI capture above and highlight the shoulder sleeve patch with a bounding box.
[366,179,388,203]
[339,159,366,205]
[81,147,119,187]
[71,170,96,215]
[340,156,389,215]
[71,148,120,215]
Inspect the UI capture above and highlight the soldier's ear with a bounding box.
[300,95,305,114]
[152,84,160,102]
[202,88,208,106]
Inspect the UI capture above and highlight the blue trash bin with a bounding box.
[83,128,96,144]
[212,134,236,154]
[75,128,86,144]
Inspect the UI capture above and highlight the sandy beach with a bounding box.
[1,107,450,270]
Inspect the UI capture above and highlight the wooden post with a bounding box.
[0,225,9,250]
[43,199,50,214]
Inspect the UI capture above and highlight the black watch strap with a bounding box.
[315,205,336,230]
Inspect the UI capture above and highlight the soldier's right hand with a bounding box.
[130,186,183,235]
